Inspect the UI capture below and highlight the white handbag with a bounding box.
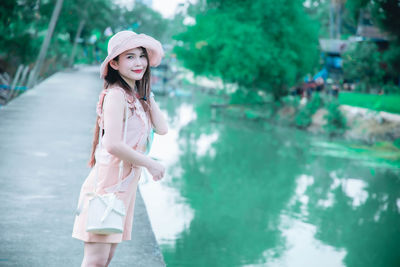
[86,192,126,234]
[76,99,129,235]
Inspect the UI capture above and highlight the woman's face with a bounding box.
[110,47,148,82]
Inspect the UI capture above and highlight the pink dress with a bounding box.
[72,86,152,243]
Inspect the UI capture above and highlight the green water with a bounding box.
[142,92,400,267]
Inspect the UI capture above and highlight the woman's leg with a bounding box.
[105,243,119,267]
[81,242,112,267]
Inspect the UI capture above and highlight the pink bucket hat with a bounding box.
[100,30,164,78]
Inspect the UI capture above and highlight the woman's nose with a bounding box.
[132,57,142,66]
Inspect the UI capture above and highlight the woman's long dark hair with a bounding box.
[88,47,151,168]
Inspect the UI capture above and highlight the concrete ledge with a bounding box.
[340,104,400,123]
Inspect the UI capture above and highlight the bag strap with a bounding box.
[93,92,129,194]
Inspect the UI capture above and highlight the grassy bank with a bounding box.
[339,92,400,114]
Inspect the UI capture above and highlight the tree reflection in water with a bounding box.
[297,161,400,267]
[156,93,400,267]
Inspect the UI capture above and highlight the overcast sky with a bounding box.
[114,0,187,18]
[152,0,187,18]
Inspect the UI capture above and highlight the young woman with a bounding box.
[72,30,168,267]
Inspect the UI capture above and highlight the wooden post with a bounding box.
[19,66,30,86]
[0,73,9,85]
[1,73,11,85]
[8,65,24,100]
[27,0,64,88]
[10,66,30,99]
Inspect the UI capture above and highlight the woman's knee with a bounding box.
[106,243,118,265]
[85,257,109,267]
[82,242,111,267]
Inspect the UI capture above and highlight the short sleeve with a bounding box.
[96,87,128,129]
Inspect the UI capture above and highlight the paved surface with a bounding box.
[0,66,165,266]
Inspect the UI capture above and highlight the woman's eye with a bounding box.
[140,55,145,58]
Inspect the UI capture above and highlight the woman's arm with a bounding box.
[149,95,168,135]
[102,90,152,167]
[102,90,164,180]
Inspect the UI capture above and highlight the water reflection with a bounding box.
[289,161,400,267]
[139,102,197,244]
[310,140,400,170]
[263,215,347,267]
[196,133,218,158]
[143,92,400,267]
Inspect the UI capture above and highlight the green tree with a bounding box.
[121,2,167,43]
[0,0,168,79]
[342,42,385,93]
[0,0,49,71]
[174,0,320,101]
[373,0,400,84]
[305,0,360,39]
[0,0,115,74]
[346,0,400,87]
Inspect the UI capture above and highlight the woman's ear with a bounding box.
[109,60,119,71]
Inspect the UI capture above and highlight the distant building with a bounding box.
[319,39,346,80]
[356,9,390,42]
[319,8,390,80]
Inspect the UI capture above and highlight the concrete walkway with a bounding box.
[0,66,165,266]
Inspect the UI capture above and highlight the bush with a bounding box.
[295,93,323,128]
[295,105,313,128]
[229,88,265,105]
[342,42,385,93]
[382,83,400,94]
[282,95,300,108]
[323,100,347,135]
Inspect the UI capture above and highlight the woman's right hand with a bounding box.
[146,159,165,181]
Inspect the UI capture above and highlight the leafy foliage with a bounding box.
[346,0,400,79]
[295,93,323,128]
[229,88,264,105]
[381,43,400,85]
[120,2,168,43]
[0,0,112,72]
[0,0,169,77]
[342,42,385,93]
[295,104,314,128]
[174,0,320,100]
[306,0,359,39]
[0,0,45,68]
[369,0,400,39]
[323,100,347,135]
